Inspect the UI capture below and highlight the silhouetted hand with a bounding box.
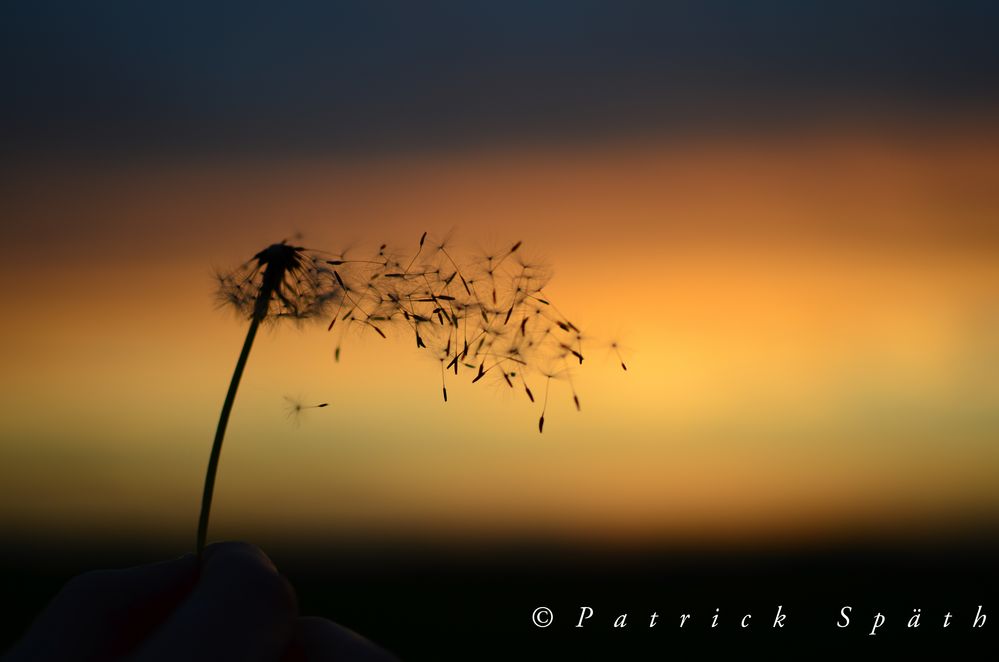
[3,542,396,661]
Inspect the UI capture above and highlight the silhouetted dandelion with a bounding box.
[200,234,621,553]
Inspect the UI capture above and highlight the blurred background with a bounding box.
[1,1,998,655]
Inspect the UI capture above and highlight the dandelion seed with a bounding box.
[284,396,330,424]
[538,376,552,434]
[440,360,448,403]
[564,369,582,412]
[611,341,628,371]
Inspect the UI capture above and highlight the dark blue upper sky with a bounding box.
[3,1,998,157]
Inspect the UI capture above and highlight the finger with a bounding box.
[132,542,298,662]
[283,617,400,662]
[4,553,199,661]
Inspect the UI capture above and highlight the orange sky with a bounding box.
[2,119,998,548]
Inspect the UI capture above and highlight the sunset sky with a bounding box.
[1,2,998,550]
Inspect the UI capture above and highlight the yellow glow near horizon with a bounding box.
[2,122,998,547]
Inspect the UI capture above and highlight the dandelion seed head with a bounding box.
[215,242,342,324]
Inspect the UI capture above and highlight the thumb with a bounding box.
[132,542,298,662]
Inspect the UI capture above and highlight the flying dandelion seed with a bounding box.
[609,340,630,372]
[284,396,330,426]
[538,376,551,433]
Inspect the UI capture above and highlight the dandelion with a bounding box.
[199,234,621,554]
[198,242,338,556]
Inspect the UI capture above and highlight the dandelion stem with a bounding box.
[198,261,281,556]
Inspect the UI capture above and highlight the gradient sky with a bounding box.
[3,1,998,156]
[1,2,998,550]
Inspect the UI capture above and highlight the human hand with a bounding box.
[3,542,396,661]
